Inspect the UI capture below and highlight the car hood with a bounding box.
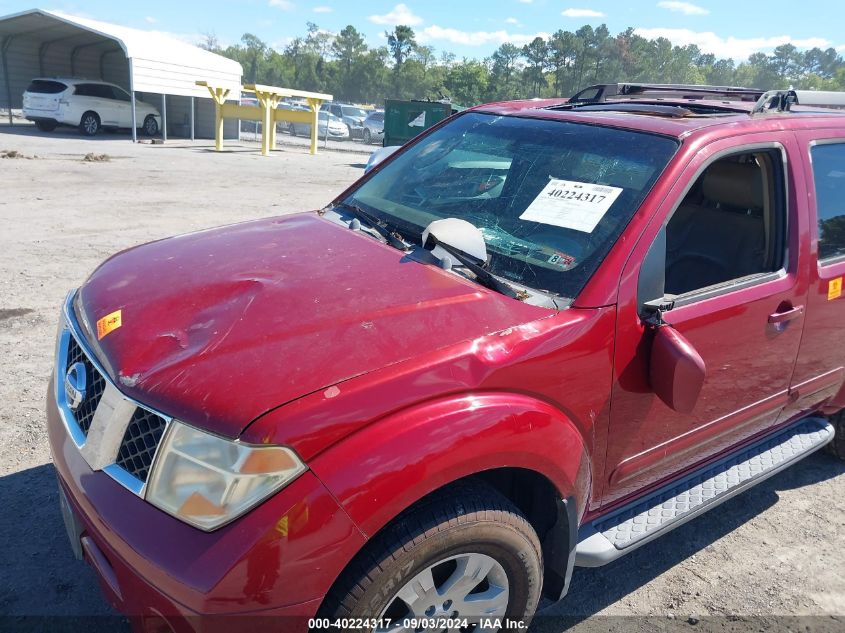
[77,213,548,437]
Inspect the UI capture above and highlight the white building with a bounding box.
[0,8,243,140]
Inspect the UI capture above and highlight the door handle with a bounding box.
[768,305,804,325]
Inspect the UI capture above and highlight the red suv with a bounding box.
[48,84,845,632]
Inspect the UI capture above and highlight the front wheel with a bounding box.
[142,115,159,137]
[363,128,372,144]
[318,484,543,631]
[79,112,100,136]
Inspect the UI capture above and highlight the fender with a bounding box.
[308,391,591,594]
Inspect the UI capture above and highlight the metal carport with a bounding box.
[0,8,242,140]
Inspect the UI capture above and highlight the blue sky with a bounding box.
[1,1,843,61]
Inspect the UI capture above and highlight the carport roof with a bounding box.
[0,8,242,97]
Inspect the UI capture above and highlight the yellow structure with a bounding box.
[196,81,332,156]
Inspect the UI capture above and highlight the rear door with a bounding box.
[603,132,810,507]
[782,131,845,419]
[72,84,114,126]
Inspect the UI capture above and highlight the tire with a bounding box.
[142,115,159,137]
[35,120,57,132]
[363,128,372,144]
[79,112,100,136]
[318,483,543,631]
[826,409,845,459]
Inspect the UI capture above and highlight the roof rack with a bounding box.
[569,83,765,104]
[752,89,845,114]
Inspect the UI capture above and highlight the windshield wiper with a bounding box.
[427,238,525,301]
[331,202,412,251]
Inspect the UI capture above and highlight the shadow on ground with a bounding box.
[0,123,140,143]
[0,463,126,628]
[534,449,845,630]
[0,450,841,631]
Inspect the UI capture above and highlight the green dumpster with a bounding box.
[383,99,462,147]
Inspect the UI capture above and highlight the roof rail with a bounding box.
[752,89,845,114]
[794,90,845,110]
[569,83,765,104]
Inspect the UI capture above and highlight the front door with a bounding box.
[602,133,810,507]
[111,86,133,128]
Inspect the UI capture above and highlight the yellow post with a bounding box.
[254,89,281,156]
[199,83,231,152]
[306,97,323,156]
[198,81,331,157]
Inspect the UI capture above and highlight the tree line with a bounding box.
[201,22,845,106]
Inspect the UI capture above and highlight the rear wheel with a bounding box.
[826,410,845,459]
[318,483,543,631]
[142,115,159,137]
[79,112,100,136]
[35,120,57,132]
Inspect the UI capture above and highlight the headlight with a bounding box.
[146,421,306,531]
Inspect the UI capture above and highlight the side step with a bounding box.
[576,417,834,567]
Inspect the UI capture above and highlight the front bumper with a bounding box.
[47,381,366,631]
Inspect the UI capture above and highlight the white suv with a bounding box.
[22,78,161,137]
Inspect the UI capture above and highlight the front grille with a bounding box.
[115,408,168,482]
[65,335,107,435]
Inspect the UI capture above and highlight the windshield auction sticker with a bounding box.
[520,179,623,233]
[96,309,122,340]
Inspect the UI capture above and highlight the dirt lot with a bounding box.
[0,124,843,631]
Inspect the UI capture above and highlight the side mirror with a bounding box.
[364,145,400,174]
[422,218,488,263]
[649,324,706,414]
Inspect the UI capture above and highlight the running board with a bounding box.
[575,417,834,567]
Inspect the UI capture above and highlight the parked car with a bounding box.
[275,101,309,134]
[322,102,369,138]
[49,83,845,632]
[290,110,349,140]
[23,78,161,136]
[362,110,385,144]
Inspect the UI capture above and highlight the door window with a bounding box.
[663,150,787,297]
[111,87,131,102]
[810,142,845,263]
[73,84,97,97]
[93,85,116,100]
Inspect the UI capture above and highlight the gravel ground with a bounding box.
[0,124,843,632]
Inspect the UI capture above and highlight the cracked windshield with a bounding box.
[346,112,678,298]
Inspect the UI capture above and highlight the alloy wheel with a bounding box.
[377,553,509,632]
[83,115,98,135]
